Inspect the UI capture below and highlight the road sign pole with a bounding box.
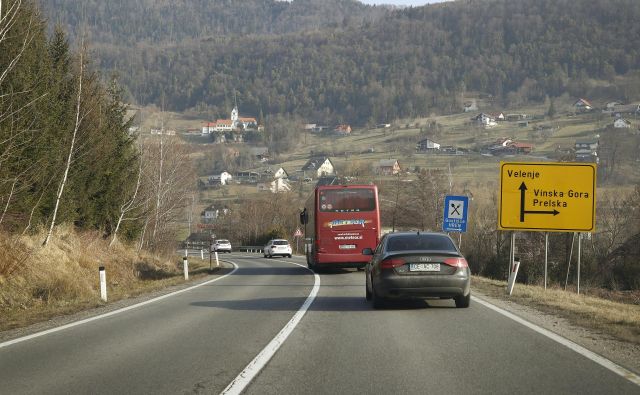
[458,233,462,249]
[577,233,581,295]
[509,232,515,281]
[544,232,548,290]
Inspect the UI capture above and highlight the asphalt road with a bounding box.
[0,254,638,394]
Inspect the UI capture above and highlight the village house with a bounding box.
[334,124,352,135]
[257,178,291,193]
[416,138,441,152]
[574,98,593,112]
[472,113,497,127]
[235,171,259,183]
[489,138,533,155]
[208,171,233,186]
[377,159,401,175]
[489,112,505,121]
[613,118,631,128]
[506,113,528,121]
[301,157,335,178]
[201,205,219,223]
[575,140,599,163]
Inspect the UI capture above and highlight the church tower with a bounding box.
[231,106,238,122]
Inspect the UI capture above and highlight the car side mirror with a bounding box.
[362,248,373,255]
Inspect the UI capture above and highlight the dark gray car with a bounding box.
[363,231,470,309]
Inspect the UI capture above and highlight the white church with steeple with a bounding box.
[202,100,258,135]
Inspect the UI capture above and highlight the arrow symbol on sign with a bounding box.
[519,182,560,222]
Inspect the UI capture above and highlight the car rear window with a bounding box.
[217,240,229,243]
[386,235,457,252]
[273,240,289,245]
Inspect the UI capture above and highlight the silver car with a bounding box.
[363,232,470,309]
[263,239,292,258]
[213,239,232,253]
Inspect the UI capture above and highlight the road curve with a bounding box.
[0,254,316,394]
[0,253,638,395]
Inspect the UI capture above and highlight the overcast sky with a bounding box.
[359,0,446,6]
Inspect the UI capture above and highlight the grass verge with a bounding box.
[0,225,222,332]
[472,275,640,344]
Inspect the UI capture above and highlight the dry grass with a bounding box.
[472,276,640,344]
[0,225,215,331]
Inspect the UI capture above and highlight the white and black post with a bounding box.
[99,266,107,302]
[215,251,219,268]
[183,257,189,280]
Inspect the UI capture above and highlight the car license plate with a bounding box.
[339,244,356,250]
[409,263,440,272]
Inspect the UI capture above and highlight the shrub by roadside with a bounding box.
[0,225,210,332]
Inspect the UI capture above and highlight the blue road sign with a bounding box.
[443,195,469,233]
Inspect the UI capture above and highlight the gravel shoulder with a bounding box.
[472,286,640,376]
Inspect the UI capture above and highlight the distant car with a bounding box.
[213,239,232,253]
[363,232,470,309]
[263,239,292,258]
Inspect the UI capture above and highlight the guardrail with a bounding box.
[237,246,264,253]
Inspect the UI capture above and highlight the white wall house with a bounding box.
[257,178,291,193]
[613,118,631,128]
[302,157,335,178]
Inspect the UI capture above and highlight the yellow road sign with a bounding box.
[499,162,596,232]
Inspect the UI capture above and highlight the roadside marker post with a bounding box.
[215,251,219,268]
[99,266,107,302]
[201,249,204,259]
[507,257,521,295]
[183,257,189,280]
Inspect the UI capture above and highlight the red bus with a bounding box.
[300,184,381,271]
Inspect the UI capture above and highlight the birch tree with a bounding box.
[42,46,86,246]
[110,143,146,247]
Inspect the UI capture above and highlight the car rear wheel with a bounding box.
[454,293,471,308]
[371,287,385,309]
[287,254,292,258]
[365,279,372,301]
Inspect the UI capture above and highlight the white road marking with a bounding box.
[472,296,640,386]
[221,261,320,395]
[0,263,239,349]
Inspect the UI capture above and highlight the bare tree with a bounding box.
[137,136,195,252]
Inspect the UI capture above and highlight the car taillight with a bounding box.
[443,257,468,268]
[380,258,406,269]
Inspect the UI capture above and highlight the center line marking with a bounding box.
[221,261,320,395]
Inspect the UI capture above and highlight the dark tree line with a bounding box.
[38,0,640,125]
[0,1,142,240]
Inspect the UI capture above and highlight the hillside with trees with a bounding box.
[38,0,640,124]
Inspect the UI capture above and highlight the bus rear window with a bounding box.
[319,189,376,212]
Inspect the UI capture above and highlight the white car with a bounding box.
[213,239,232,253]
[263,239,292,258]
